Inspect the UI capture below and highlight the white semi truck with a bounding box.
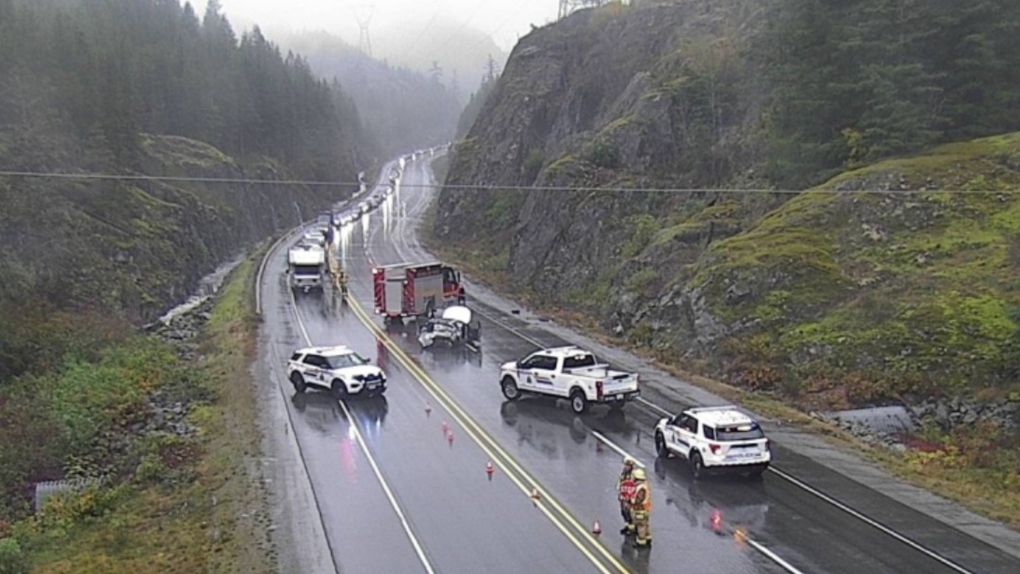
[287,244,326,294]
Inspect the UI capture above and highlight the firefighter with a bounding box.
[617,457,637,534]
[338,269,348,297]
[631,468,652,548]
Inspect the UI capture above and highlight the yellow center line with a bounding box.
[345,296,631,574]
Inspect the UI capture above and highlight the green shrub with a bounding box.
[622,215,659,258]
[33,484,127,534]
[0,537,27,574]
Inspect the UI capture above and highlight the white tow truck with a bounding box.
[654,406,771,479]
[498,346,640,414]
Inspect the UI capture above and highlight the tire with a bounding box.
[690,451,705,480]
[655,432,670,458]
[331,379,349,400]
[569,390,588,415]
[501,377,520,401]
[290,371,307,393]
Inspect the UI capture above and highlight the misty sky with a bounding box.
[189,1,560,51]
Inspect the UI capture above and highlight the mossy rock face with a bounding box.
[691,133,1020,403]
[0,134,342,324]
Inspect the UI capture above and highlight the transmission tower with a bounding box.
[354,6,374,57]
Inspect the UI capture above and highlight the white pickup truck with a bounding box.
[499,346,640,414]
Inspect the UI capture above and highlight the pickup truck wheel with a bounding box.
[655,432,669,458]
[331,379,349,400]
[690,452,705,480]
[289,372,307,393]
[501,377,520,401]
[569,391,588,415]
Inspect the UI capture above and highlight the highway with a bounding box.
[257,152,1020,573]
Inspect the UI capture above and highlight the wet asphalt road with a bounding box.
[259,156,1020,573]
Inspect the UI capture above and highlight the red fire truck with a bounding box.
[372,262,463,323]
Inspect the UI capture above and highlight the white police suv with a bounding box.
[287,345,386,398]
[654,405,771,479]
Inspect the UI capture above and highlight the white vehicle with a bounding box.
[287,245,326,294]
[417,305,481,349]
[499,346,640,414]
[287,345,387,398]
[654,406,771,480]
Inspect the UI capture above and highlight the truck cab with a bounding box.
[499,346,640,414]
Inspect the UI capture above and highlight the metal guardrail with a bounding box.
[33,477,103,512]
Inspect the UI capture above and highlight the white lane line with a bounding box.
[337,400,436,574]
[768,467,975,574]
[590,431,645,469]
[636,397,672,417]
[288,287,313,346]
[745,538,807,574]
[288,268,437,574]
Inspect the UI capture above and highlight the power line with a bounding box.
[0,169,1016,195]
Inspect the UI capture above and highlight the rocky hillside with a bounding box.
[0,133,335,324]
[433,0,1020,410]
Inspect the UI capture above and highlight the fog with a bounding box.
[189,0,560,52]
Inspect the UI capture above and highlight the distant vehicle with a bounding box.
[287,244,326,294]
[498,346,640,414]
[287,345,386,398]
[654,406,771,480]
[417,305,481,349]
[301,230,326,247]
[373,262,463,324]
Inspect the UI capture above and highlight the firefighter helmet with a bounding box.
[623,457,636,467]
[632,468,647,481]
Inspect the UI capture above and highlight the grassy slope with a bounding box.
[696,133,1020,405]
[10,251,269,573]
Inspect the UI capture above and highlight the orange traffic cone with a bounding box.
[441,420,449,433]
[425,402,432,416]
[447,430,455,446]
[530,488,540,500]
[592,518,602,535]
[486,461,494,478]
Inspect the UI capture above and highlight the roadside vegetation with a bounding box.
[0,253,268,573]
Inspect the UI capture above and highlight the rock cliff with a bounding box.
[433,0,1020,411]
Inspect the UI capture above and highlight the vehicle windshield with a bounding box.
[293,264,321,276]
[716,423,765,442]
[325,353,367,369]
[562,354,596,370]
